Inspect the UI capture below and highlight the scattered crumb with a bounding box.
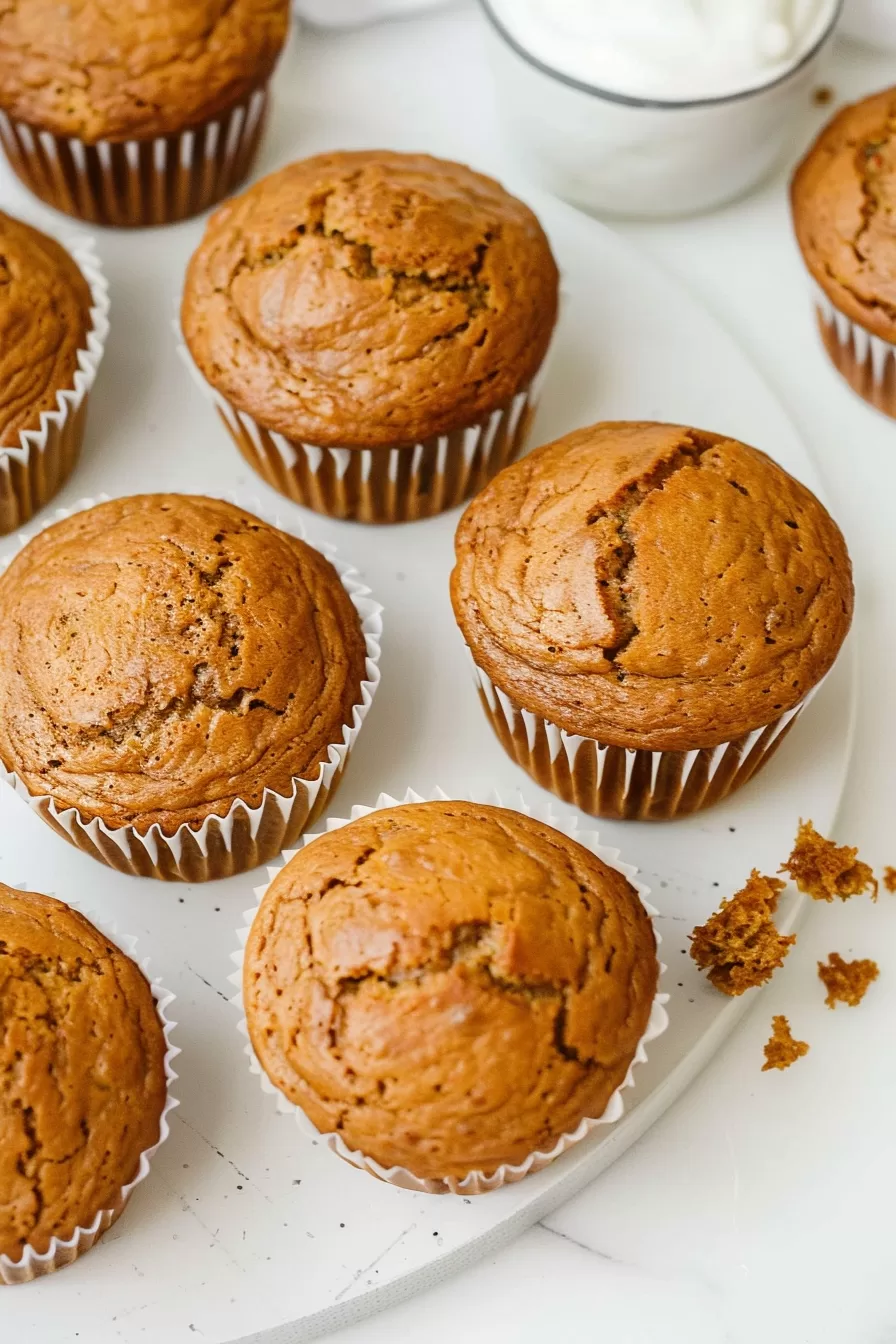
[689,870,796,996]
[818,953,879,1009]
[812,85,834,106]
[780,820,878,902]
[762,1015,809,1072]
[883,867,896,894]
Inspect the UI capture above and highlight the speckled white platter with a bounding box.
[0,13,854,1344]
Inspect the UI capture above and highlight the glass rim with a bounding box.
[477,0,843,110]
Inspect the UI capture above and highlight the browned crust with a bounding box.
[182,150,559,449]
[244,801,658,1181]
[0,495,367,834]
[452,421,853,752]
[791,86,896,344]
[0,886,167,1261]
[0,0,289,142]
[0,210,91,449]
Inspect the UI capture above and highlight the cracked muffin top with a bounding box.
[792,86,896,343]
[452,421,853,752]
[0,210,92,449]
[0,886,167,1262]
[181,150,559,449]
[243,800,658,1181]
[0,0,289,143]
[0,495,367,834]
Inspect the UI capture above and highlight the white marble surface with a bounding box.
[295,8,896,1343]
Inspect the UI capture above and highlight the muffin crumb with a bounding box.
[689,870,795,996]
[762,1015,809,1071]
[0,496,368,836]
[818,952,879,1008]
[780,820,878,902]
[883,867,896,893]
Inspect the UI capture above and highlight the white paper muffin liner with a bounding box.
[0,494,383,882]
[176,317,556,524]
[811,278,896,419]
[0,902,179,1284]
[471,660,821,821]
[229,786,669,1196]
[0,233,109,536]
[0,88,269,227]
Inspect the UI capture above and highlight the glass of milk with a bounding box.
[479,0,842,217]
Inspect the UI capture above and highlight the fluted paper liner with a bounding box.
[230,786,669,1196]
[0,905,178,1284]
[0,88,268,227]
[472,661,820,821]
[812,279,896,420]
[0,234,109,535]
[0,495,383,882]
[177,328,554,524]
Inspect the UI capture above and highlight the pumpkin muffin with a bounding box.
[0,495,373,881]
[181,149,560,522]
[0,1,290,225]
[243,800,659,1190]
[451,421,853,820]
[0,886,168,1272]
[791,86,896,417]
[0,211,100,535]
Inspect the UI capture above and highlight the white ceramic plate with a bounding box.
[0,25,854,1344]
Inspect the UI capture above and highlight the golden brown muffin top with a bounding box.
[0,886,167,1261]
[182,150,559,449]
[243,801,658,1181]
[0,0,289,142]
[0,210,92,450]
[452,422,853,752]
[0,495,367,834]
[792,86,896,343]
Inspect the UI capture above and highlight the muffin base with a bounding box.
[0,236,108,535]
[178,340,548,524]
[473,664,816,821]
[0,496,383,883]
[230,786,669,1195]
[813,282,896,419]
[0,912,178,1284]
[31,766,349,883]
[0,89,268,227]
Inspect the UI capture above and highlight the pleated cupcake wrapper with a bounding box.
[811,279,896,420]
[0,235,109,536]
[0,494,383,882]
[176,329,552,524]
[0,905,179,1284]
[229,785,669,1196]
[471,660,820,821]
[0,88,269,227]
